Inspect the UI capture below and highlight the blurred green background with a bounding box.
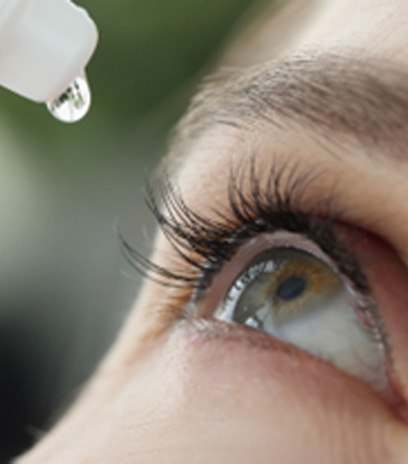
[0,0,263,460]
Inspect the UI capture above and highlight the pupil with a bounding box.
[276,275,307,301]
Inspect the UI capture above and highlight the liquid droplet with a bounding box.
[46,74,91,123]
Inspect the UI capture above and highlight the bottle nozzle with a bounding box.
[0,0,98,123]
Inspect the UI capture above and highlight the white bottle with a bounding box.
[0,0,98,122]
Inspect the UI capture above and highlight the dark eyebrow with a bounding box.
[165,51,408,169]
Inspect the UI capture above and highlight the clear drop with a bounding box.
[46,74,91,123]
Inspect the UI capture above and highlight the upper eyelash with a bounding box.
[119,158,369,295]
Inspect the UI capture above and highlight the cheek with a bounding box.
[17,322,406,464]
[159,323,400,464]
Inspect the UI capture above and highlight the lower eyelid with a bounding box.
[175,315,404,430]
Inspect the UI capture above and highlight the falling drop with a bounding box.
[46,74,91,123]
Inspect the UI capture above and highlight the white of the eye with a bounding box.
[215,276,387,392]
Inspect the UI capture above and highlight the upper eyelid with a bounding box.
[120,157,368,298]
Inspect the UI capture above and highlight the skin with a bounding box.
[17,0,408,462]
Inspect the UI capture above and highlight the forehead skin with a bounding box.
[17,1,408,463]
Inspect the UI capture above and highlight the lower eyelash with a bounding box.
[119,157,370,298]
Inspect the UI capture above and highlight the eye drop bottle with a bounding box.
[0,0,98,122]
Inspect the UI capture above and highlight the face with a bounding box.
[17,1,408,462]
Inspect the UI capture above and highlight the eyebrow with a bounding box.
[165,51,408,168]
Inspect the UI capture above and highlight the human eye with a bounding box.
[205,233,386,392]
[120,159,407,415]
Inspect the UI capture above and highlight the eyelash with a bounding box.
[120,159,370,299]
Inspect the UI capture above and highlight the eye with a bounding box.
[208,231,387,392]
[124,163,406,408]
